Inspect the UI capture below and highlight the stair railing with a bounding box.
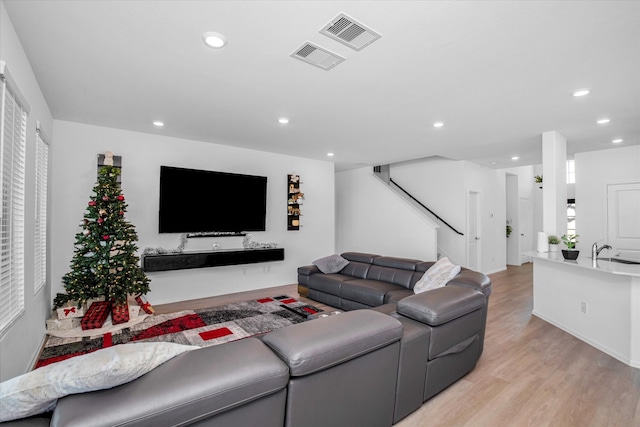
[389,178,464,236]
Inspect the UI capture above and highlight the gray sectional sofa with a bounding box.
[5,252,491,427]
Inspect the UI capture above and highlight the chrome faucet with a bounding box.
[592,242,612,259]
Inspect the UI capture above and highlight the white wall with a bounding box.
[463,162,507,274]
[0,1,54,381]
[390,158,466,264]
[335,167,438,260]
[389,157,506,274]
[575,145,640,254]
[51,121,335,305]
[501,165,538,264]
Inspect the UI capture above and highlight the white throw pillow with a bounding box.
[313,254,349,274]
[413,257,461,294]
[0,342,197,422]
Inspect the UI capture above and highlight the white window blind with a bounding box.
[0,62,30,334]
[34,123,49,294]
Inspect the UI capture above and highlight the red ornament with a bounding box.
[102,196,109,201]
[118,211,124,216]
[117,195,125,201]
[102,235,110,241]
[88,201,96,207]
[97,218,104,224]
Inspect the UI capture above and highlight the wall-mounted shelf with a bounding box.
[142,248,285,272]
[288,174,303,230]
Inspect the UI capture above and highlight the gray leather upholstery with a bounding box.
[6,253,490,427]
[264,310,402,376]
[51,338,288,427]
[299,252,492,310]
[264,310,403,427]
[396,286,485,326]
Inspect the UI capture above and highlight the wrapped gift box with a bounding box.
[56,302,85,319]
[111,301,130,325]
[128,305,141,318]
[81,301,111,330]
[135,295,155,314]
[46,314,82,331]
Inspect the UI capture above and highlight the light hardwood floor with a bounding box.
[156,263,640,426]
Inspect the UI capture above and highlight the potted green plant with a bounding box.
[548,235,560,252]
[535,175,543,189]
[561,234,579,260]
[506,223,513,238]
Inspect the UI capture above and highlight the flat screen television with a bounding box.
[159,166,267,233]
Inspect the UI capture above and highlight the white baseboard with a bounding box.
[532,310,637,368]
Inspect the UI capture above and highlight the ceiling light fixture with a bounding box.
[202,32,227,49]
[511,156,520,161]
[153,121,164,127]
[278,118,289,124]
[327,152,335,157]
[433,122,444,128]
[612,139,623,143]
[597,118,610,124]
[572,89,590,97]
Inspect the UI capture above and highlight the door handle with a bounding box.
[475,237,480,240]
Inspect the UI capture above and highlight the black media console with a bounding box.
[142,248,285,272]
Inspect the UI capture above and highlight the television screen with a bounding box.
[159,166,267,233]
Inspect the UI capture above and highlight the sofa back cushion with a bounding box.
[341,261,372,279]
[366,265,416,289]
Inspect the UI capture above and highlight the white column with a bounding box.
[542,131,567,237]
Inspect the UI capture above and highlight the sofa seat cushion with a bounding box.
[263,310,402,376]
[340,279,404,307]
[51,338,289,427]
[384,289,414,304]
[307,273,356,296]
[396,286,485,326]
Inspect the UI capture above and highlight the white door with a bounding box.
[467,192,480,270]
[607,182,640,260]
[519,197,532,263]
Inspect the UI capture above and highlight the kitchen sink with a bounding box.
[597,257,640,265]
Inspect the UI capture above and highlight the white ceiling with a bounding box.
[4,0,640,171]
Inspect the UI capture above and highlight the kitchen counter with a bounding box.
[523,250,640,277]
[525,251,640,368]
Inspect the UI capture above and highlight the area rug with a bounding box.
[36,295,320,369]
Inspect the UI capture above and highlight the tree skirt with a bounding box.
[36,295,320,369]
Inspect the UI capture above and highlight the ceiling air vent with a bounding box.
[290,42,345,70]
[320,13,381,51]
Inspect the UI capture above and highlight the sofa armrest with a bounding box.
[448,268,492,297]
[263,310,402,376]
[297,265,320,276]
[396,286,485,326]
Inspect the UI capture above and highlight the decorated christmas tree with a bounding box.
[54,165,150,309]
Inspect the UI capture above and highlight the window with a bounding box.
[34,123,49,294]
[566,159,575,184]
[567,198,576,236]
[0,62,30,334]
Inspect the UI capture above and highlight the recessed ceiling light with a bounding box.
[490,161,497,165]
[278,118,289,124]
[202,32,227,49]
[433,122,444,128]
[153,121,164,127]
[327,152,334,157]
[597,118,610,124]
[572,89,590,97]
[511,156,520,160]
[612,139,623,143]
